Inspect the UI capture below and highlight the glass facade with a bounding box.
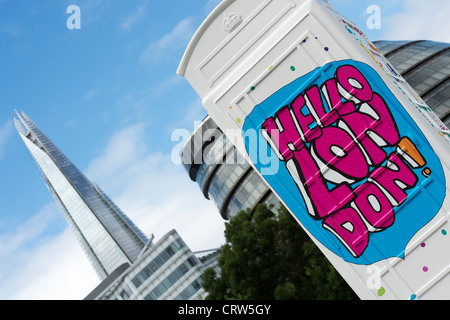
[131,238,184,288]
[207,150,249,209]
[15,111,149,280]
[374,40,450,126]
[225,170,270,219]
[181,40,450,221]
[174,278,203,300]
[181,116,279,220]
[379,41,449,74]
[423,81,450,121]
[87,230,209,300]
[144,257,199,300]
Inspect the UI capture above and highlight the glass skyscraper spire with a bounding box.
[14,111,150,281]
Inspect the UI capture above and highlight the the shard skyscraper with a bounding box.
[14,111,150,281]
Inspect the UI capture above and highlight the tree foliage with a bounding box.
[202,204,358,300]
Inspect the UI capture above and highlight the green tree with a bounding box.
[202,204,358,300]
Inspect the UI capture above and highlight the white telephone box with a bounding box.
[178,0,450,300]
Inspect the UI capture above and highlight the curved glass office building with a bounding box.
[181,40,450,221]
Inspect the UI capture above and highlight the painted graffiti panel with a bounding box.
[243,60,446,264]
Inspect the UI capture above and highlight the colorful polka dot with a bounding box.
[268,65,273,70]
[377,287,386,297]
[423,266,428,272]
[442,229,447,236]
[422,168,431,178]
[410,294,417,300]
[250,86,255,91]
[290,66,296,71]
[236,118,241,124]
[324,47,329,51]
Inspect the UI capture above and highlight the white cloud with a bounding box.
[65,119,76,128]
[1,122,225,300]
[139,17,197,67]
[85,122,226,251]
[72,0,114,27]
[165,97,208,137]
[147,74,183,98]
[0,203,98,300]
[2,23,20,37]
[382,0,450,42]
[0,120,14,160]
[2,229,98,300]
[119,1,149,31]
[0,203,57,258]
[83,88,99,102]
[85,123,149,185]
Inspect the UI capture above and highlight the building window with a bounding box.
[144,258,199,300]
[404,50,450,95]
[374,40,411,56]
[119,285,133,300]
[423,81,450,119]
[131,239,185,289]
[387,41,449,74]
[174,278,204,300]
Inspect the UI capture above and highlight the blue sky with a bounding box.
[0,0,449,300]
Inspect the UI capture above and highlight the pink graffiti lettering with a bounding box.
[369,153,418,206]
[305,85,339,127]
[262,106,305,161]
[323,207,369,258]
[339,93,400,166]
[292,144,354,220]
[313,126,369,180]
[321,78,356,116]
[291,93,323,142]
[261,65,425,258]
[353,182,395,232]
[336,64,374,102]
